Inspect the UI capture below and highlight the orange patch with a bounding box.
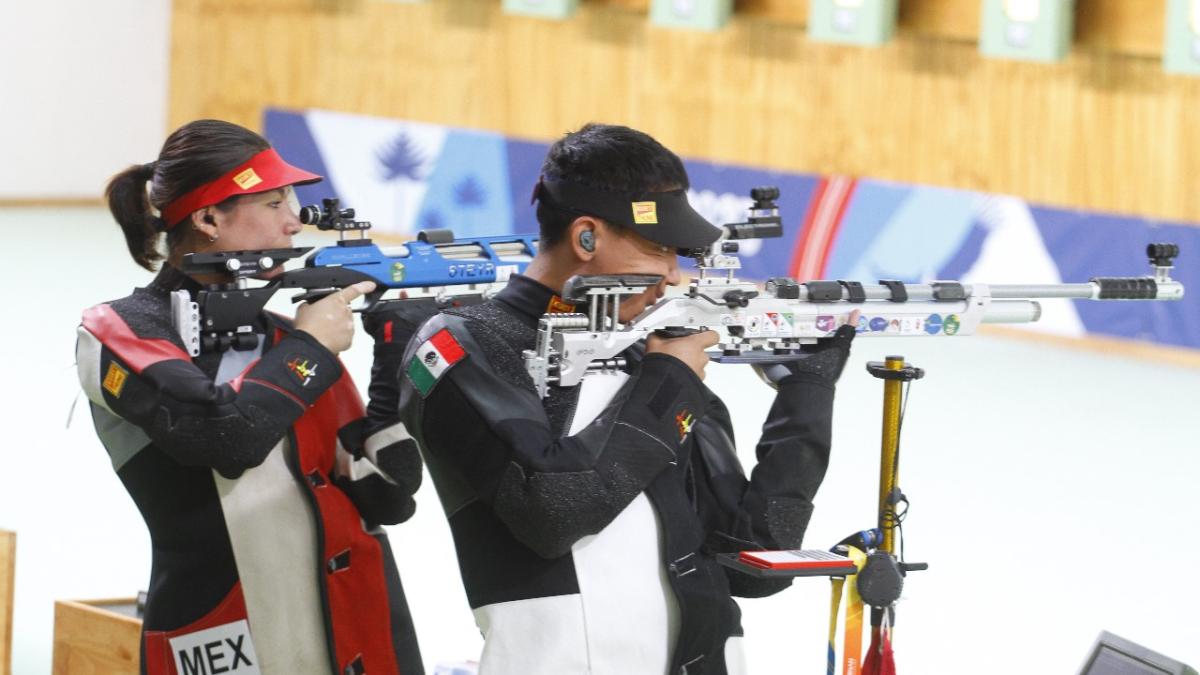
[546,296,576,314]
[632,201,658,225]
[232,167,263,190]
[102,362,128,397]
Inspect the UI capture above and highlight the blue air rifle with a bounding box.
[173,198,537,355]
[522,194,1184,397]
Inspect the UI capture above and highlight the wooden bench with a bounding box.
[1,530,13,675]
[51,598,140,675]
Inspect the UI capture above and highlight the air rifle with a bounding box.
[522,192,1184,398]
[172,198,538,355]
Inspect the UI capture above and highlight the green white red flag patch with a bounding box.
[407,328,466,396]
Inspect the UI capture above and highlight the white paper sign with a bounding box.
[169,620,262,675]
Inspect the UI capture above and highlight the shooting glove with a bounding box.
[360,298,442,434]
[753,323,856,389]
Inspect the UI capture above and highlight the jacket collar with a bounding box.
[145,263,203,298]
[494,275,577,328]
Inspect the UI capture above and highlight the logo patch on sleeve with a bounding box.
[287,357,318,387]
[169,619,261,675]
[675,407,695,443]
[407,328,466,397]
[632,201,658,224]
[102,362,128,398]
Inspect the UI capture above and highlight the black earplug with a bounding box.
[579,230,595,252]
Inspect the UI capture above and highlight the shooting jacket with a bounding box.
[398,275,837,675]
[76,265,423,675]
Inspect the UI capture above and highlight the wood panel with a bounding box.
[604,0,1167,54]
[169,0,1200,223]
[51,600,140,675]
[0,532,12,675]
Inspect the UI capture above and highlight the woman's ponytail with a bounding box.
[105,120,270,272]
[105,162,164,271]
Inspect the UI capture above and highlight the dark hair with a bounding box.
[537,123,689,248]
[105,119,270,270]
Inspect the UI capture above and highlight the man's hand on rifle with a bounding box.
[646,329,720,381]
[755,310,860,389]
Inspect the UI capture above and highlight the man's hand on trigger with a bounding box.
[646,330,719,381]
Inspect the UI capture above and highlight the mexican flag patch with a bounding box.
[407,328,467,396]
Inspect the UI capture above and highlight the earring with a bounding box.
[194,226,218,244]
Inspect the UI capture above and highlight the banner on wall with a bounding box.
[264,108,1199,350]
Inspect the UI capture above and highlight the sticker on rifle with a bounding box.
[869,317,888,332]
[901,317,923,334]
[675,407,696,443]
[762,313,778,336]
[856,315,869,333]
[766,312,793,336]
[747,315,763,335]
[925,314,943,335]
[943,314,961,335]
[496,264,519,282]
[287,357,318,387]
[816,315,836,333]
[407,328,467,397]
[102,362,128,398]
[169,619,262,675]
[232,168,263,191]
[632,201,658,225]
[391,262,406,282]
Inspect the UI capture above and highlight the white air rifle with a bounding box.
[523,239,1183,398]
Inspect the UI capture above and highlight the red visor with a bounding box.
[161,148,322,227]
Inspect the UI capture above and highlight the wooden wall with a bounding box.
[169,0,1200,223]
[1,531,13,675]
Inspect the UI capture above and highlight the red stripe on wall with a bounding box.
[789,176,857,281]
[817,178,857,279]
[789,179,830,281]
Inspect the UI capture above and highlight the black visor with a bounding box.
[534,178,722,250]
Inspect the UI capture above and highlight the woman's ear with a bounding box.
[189,208,219,244]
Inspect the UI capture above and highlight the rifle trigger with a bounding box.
[292,289,336,304]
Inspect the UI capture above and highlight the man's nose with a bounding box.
[663,256,681,287]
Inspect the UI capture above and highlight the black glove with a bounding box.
[361,298,442,437]
[754,323,857,388]
[361,297,440,345]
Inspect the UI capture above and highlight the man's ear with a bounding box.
[567,216,602,262]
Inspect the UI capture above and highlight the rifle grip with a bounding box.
[653,327,704,339]
[291,289,336,304]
